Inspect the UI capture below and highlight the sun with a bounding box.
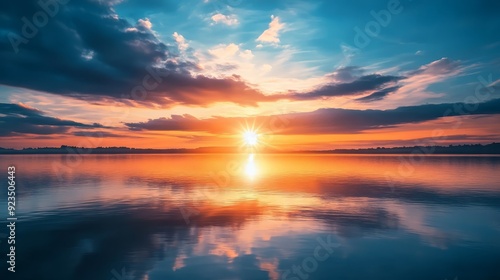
[243,130,258,146]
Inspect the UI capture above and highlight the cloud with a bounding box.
[239,50,254,60]
[339,44,361,66]
[408,57,460,76]
[209,43,240,58]
[328,66,365,83]
[0,1,471,111]
[489,78,500,87]
[125,18,153,32]
[173,32,188,51]
[0,0,276,108]
[211,13,239,26]
[389,58,463,104]
[256,15,285,44]
[355,86,401,103]
[260,64,273,73]
[214,64,239,72]
[276,66,407,102]
[140,73,282,107]
[0,103,104,137]
[81,49,95,61]
[125,98,500,134]
[138,18,152,29]
[292,74,404,100]
[72,130,136,138]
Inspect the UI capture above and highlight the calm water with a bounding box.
[1,154,500,280]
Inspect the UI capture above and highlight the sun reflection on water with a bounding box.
[245,153,257,180]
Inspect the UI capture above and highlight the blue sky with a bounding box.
[113,0,500,88]
[111,0,500,108]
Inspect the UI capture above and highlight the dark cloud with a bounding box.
[290,66,405,101]
[125,98,500,134]
[326,66,365,82]
[0,103,103,136]
[356,86,401,102]
[0,0,277,108]
[290,58,462,103]
[292,74,404,100]
[72,130,132,138]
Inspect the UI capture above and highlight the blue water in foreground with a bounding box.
[1,154,500,280]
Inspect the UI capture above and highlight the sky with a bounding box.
[0,0,499,150]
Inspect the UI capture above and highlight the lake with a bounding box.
[1,154,500,280]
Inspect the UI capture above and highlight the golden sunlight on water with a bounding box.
[8,154,500,216]
[245,153,257,180]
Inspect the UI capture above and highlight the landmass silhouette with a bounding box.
[1,143,499,154]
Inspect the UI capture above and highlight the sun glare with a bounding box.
[243,131,258,146]
[245,153,257,179]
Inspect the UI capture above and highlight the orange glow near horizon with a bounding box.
[0,114,499,150]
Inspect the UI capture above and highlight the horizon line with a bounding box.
[1,142,499,155]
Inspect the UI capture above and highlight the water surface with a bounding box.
[1,154,500,280]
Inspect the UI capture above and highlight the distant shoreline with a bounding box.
[1,143,499,155]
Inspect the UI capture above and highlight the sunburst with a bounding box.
[243,130,258,146]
